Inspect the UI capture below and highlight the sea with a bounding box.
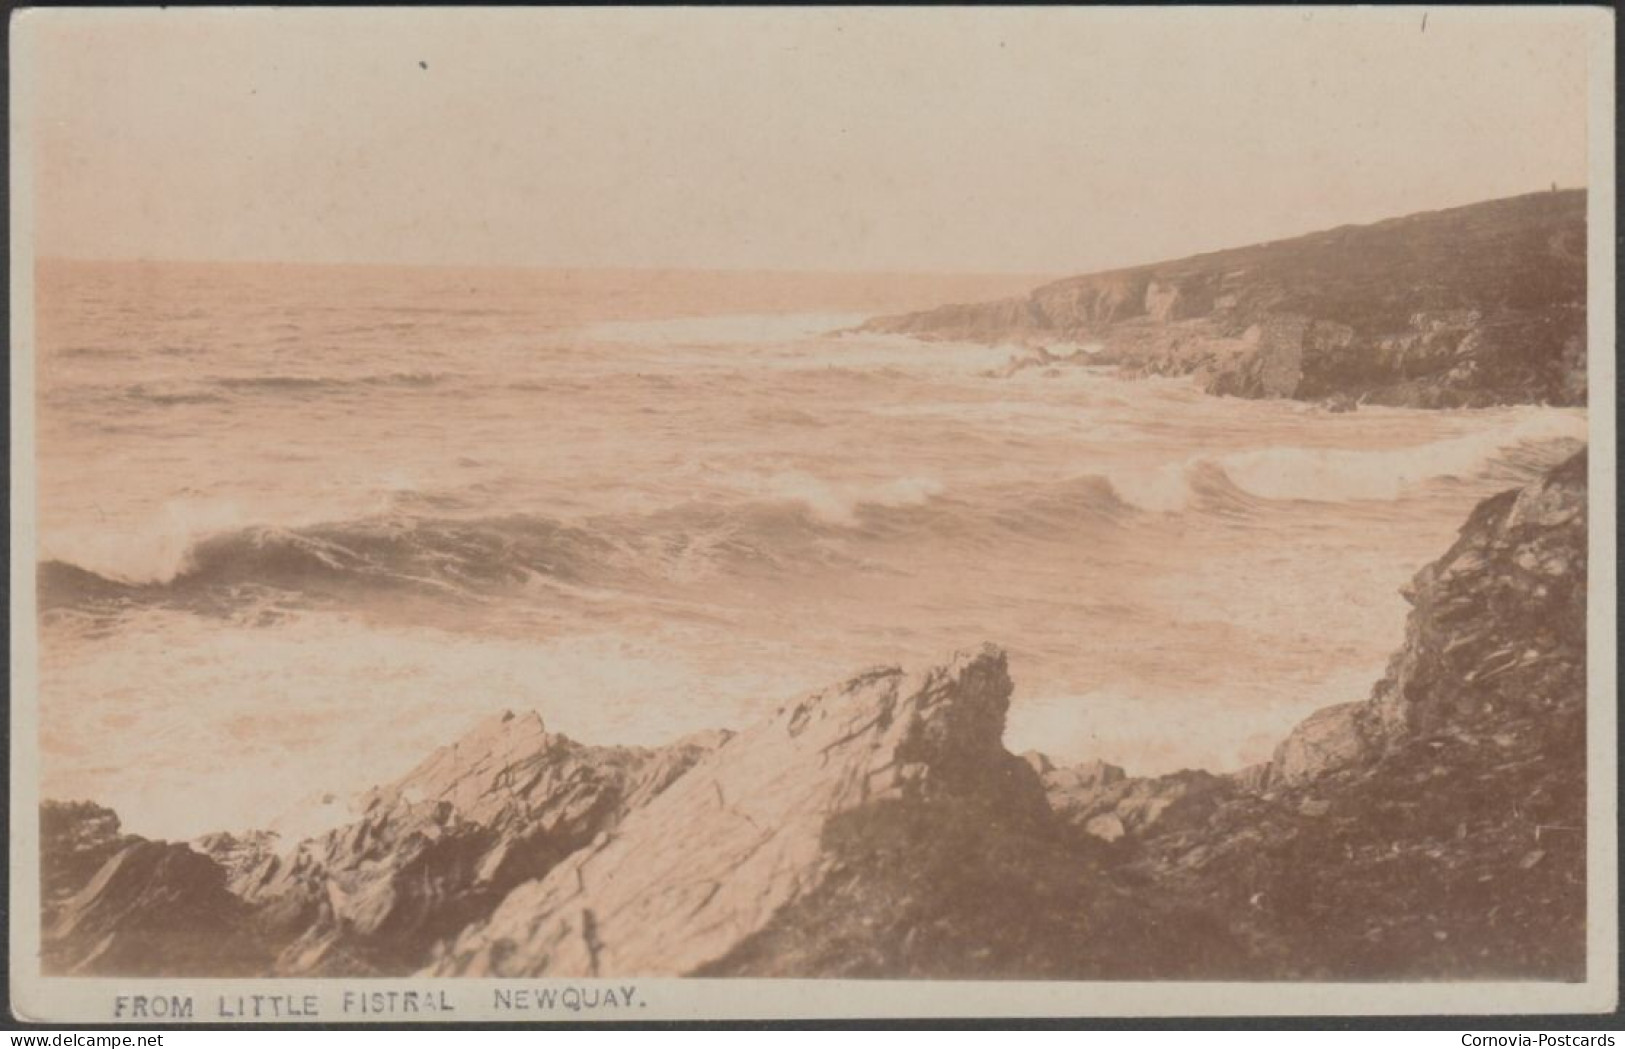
[31,259,1589,840]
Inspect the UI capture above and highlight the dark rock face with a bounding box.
[1117,449,1589,978]
[37,452,1588,979]
[862,191,1586,408]
[43,839,269,976]
[40,801,135,924]
[1040,763,1232,843]
[1373,448,1587,740]
[696,791,1246,980]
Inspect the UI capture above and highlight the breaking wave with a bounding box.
[37,411,1582,616]
[39,498,884,615]
[40,514,617,616]
[1105,414,1585,512]
[732,471,946,528]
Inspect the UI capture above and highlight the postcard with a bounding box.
[8,5,1617,1023]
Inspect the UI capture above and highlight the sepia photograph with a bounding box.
[7,5,1617,1024]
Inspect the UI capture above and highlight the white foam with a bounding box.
[1104,409,1586,512]
[41,499,250,585]
[1107,462,1195,513]
[1215,411,1587,503]
[737,470,946,527]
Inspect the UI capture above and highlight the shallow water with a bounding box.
[33,260,1587,839]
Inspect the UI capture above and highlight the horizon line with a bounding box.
[34,255,1067,282]
[33,185,1587,288]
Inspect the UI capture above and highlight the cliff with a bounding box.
[39,452,1588,978]
[1019,448,1588,978]
[861,191,1587,408]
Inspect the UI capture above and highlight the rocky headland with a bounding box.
[39,451,1588,979]
[859,190,1586,409]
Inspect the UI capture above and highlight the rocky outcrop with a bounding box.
[1268,701,1381,787]
[430,648,1056,976]
[42,713,728,977]
[862,190,1586,408]
[1042,765,1234,842]
[40,801,135,924]
[234,713,727,975]
[38,451,1588,979]
[1371,448,1588,739]
[42,839,269,976]
[1118,449,1588,978]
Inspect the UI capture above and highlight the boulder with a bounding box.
[1270,701,1379,787]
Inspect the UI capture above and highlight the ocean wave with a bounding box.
[37,493,888,616]
[122,385,231,407]
[1104,413,1587,511]
[37,414,1583,616]
[39,513,627,615]
[732,471,946,527]
[1214,413,1586,504]
[49,371,456,410]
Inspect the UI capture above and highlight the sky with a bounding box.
[18,7,1602,274]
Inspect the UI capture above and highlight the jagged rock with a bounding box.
[193,829,282,896]
[1119,451,1588,979]
[1043,757,1125,793]
[864,191,1585,409]
[224,711,728,975]
[432,645,1050,976]
[43,840,268,976]
[1261,446,1586,793]
[1045,763,1229,840]
[40,800,135,921]
[1372,448,1587,739]
[38,713,727,978]
[1227,762,1273,792]
[1020,750,1056,776]
[1270,702,1379,787]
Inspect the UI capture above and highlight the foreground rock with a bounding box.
[43,716,727,976]
[862,190,1585,408]
[1043,766,1234,843]
[40,801,135,924]
[432,648,1069,975]
[43,835,268,976]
